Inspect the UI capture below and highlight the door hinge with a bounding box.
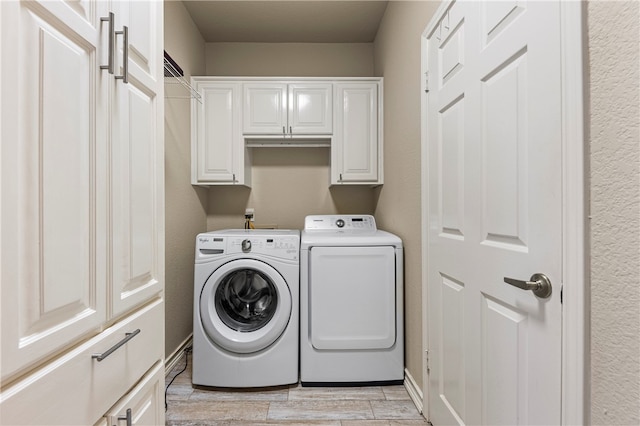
[424,71,430,93]
[425,349,430,374]
[560,284,563,304]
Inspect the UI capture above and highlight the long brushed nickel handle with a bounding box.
[92,329,140,361]
[100,12,115,74]
[115,26,129,84]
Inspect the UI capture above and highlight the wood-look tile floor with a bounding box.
[165,352,427,426]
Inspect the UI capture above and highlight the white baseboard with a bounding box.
[404,368,425,415]
[165,334,193,376]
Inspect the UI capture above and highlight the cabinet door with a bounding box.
[332,83,381,184]
[0,0,108,382]
[109,1,164,318]
[105,362,165,426]
[243,83,287,134]
[192,82,247,185]
[288,83,333,134]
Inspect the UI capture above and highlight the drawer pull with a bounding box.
[118,408,132,426]
[92,329,140,362]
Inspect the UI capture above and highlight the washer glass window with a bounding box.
[215,268,278,332]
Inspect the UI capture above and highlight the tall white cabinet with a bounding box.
[0,1,165,424]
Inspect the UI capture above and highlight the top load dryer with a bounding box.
[300,215,404,386]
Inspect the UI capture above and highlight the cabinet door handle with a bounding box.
[92,329,140,361]
[100,12,115,74]
[282,126,286,136]
[115,26,129,84]
[118,408,132,426]
[289,126,292,135]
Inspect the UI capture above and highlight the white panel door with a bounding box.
[309,246,396,350]
[288,83,332,134]
[243,83,287,134]
[0,0,108,382]
[332,83,379,183]
[192,82,243,184]
[109,0,163,318]
[425,1,562,424]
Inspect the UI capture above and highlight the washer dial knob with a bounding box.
[336,219,345,228]
[241,239,252,252]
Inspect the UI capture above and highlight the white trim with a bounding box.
[420,14,434,423]
[165,334,193,376]
[560,1,589,424]
[190,76,384,83]
[424,0,452,38]
[419,0,588,424]
[404,368,425,416]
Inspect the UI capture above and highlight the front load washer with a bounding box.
[300,215,404,386]
[193,229,300,387]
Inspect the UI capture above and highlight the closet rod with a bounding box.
[164,50,202,103]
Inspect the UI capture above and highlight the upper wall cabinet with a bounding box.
[332,82,383,185]
[243,83,332,136]
[191,79,251,186]
[191,77,382,186]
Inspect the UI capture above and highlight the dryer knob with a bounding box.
[241,239,252,252]
[336,219,345,228]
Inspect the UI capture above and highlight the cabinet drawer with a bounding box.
[0,299,164,425]
[105,362,165,426]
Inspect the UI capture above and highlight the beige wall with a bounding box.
[164,1,208,359]
[206,42,374,77]
[588,1,640,424]
[204,42,377,231]
[373,1,439,390]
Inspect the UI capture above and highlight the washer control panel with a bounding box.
[196,232,299,260]
[304,215,377,231]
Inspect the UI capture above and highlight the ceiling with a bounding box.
[182,1,390,43]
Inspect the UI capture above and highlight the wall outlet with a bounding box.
[245,208,255,222]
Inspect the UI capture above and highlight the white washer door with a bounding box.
[200,259,292,354]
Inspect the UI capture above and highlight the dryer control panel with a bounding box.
[304,215,377,231]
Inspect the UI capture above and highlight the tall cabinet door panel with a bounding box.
[118,1,156,79]
[332,83,380,184]
[192,82,245,184]
[0,0,108,382]
[109,0,164,318]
